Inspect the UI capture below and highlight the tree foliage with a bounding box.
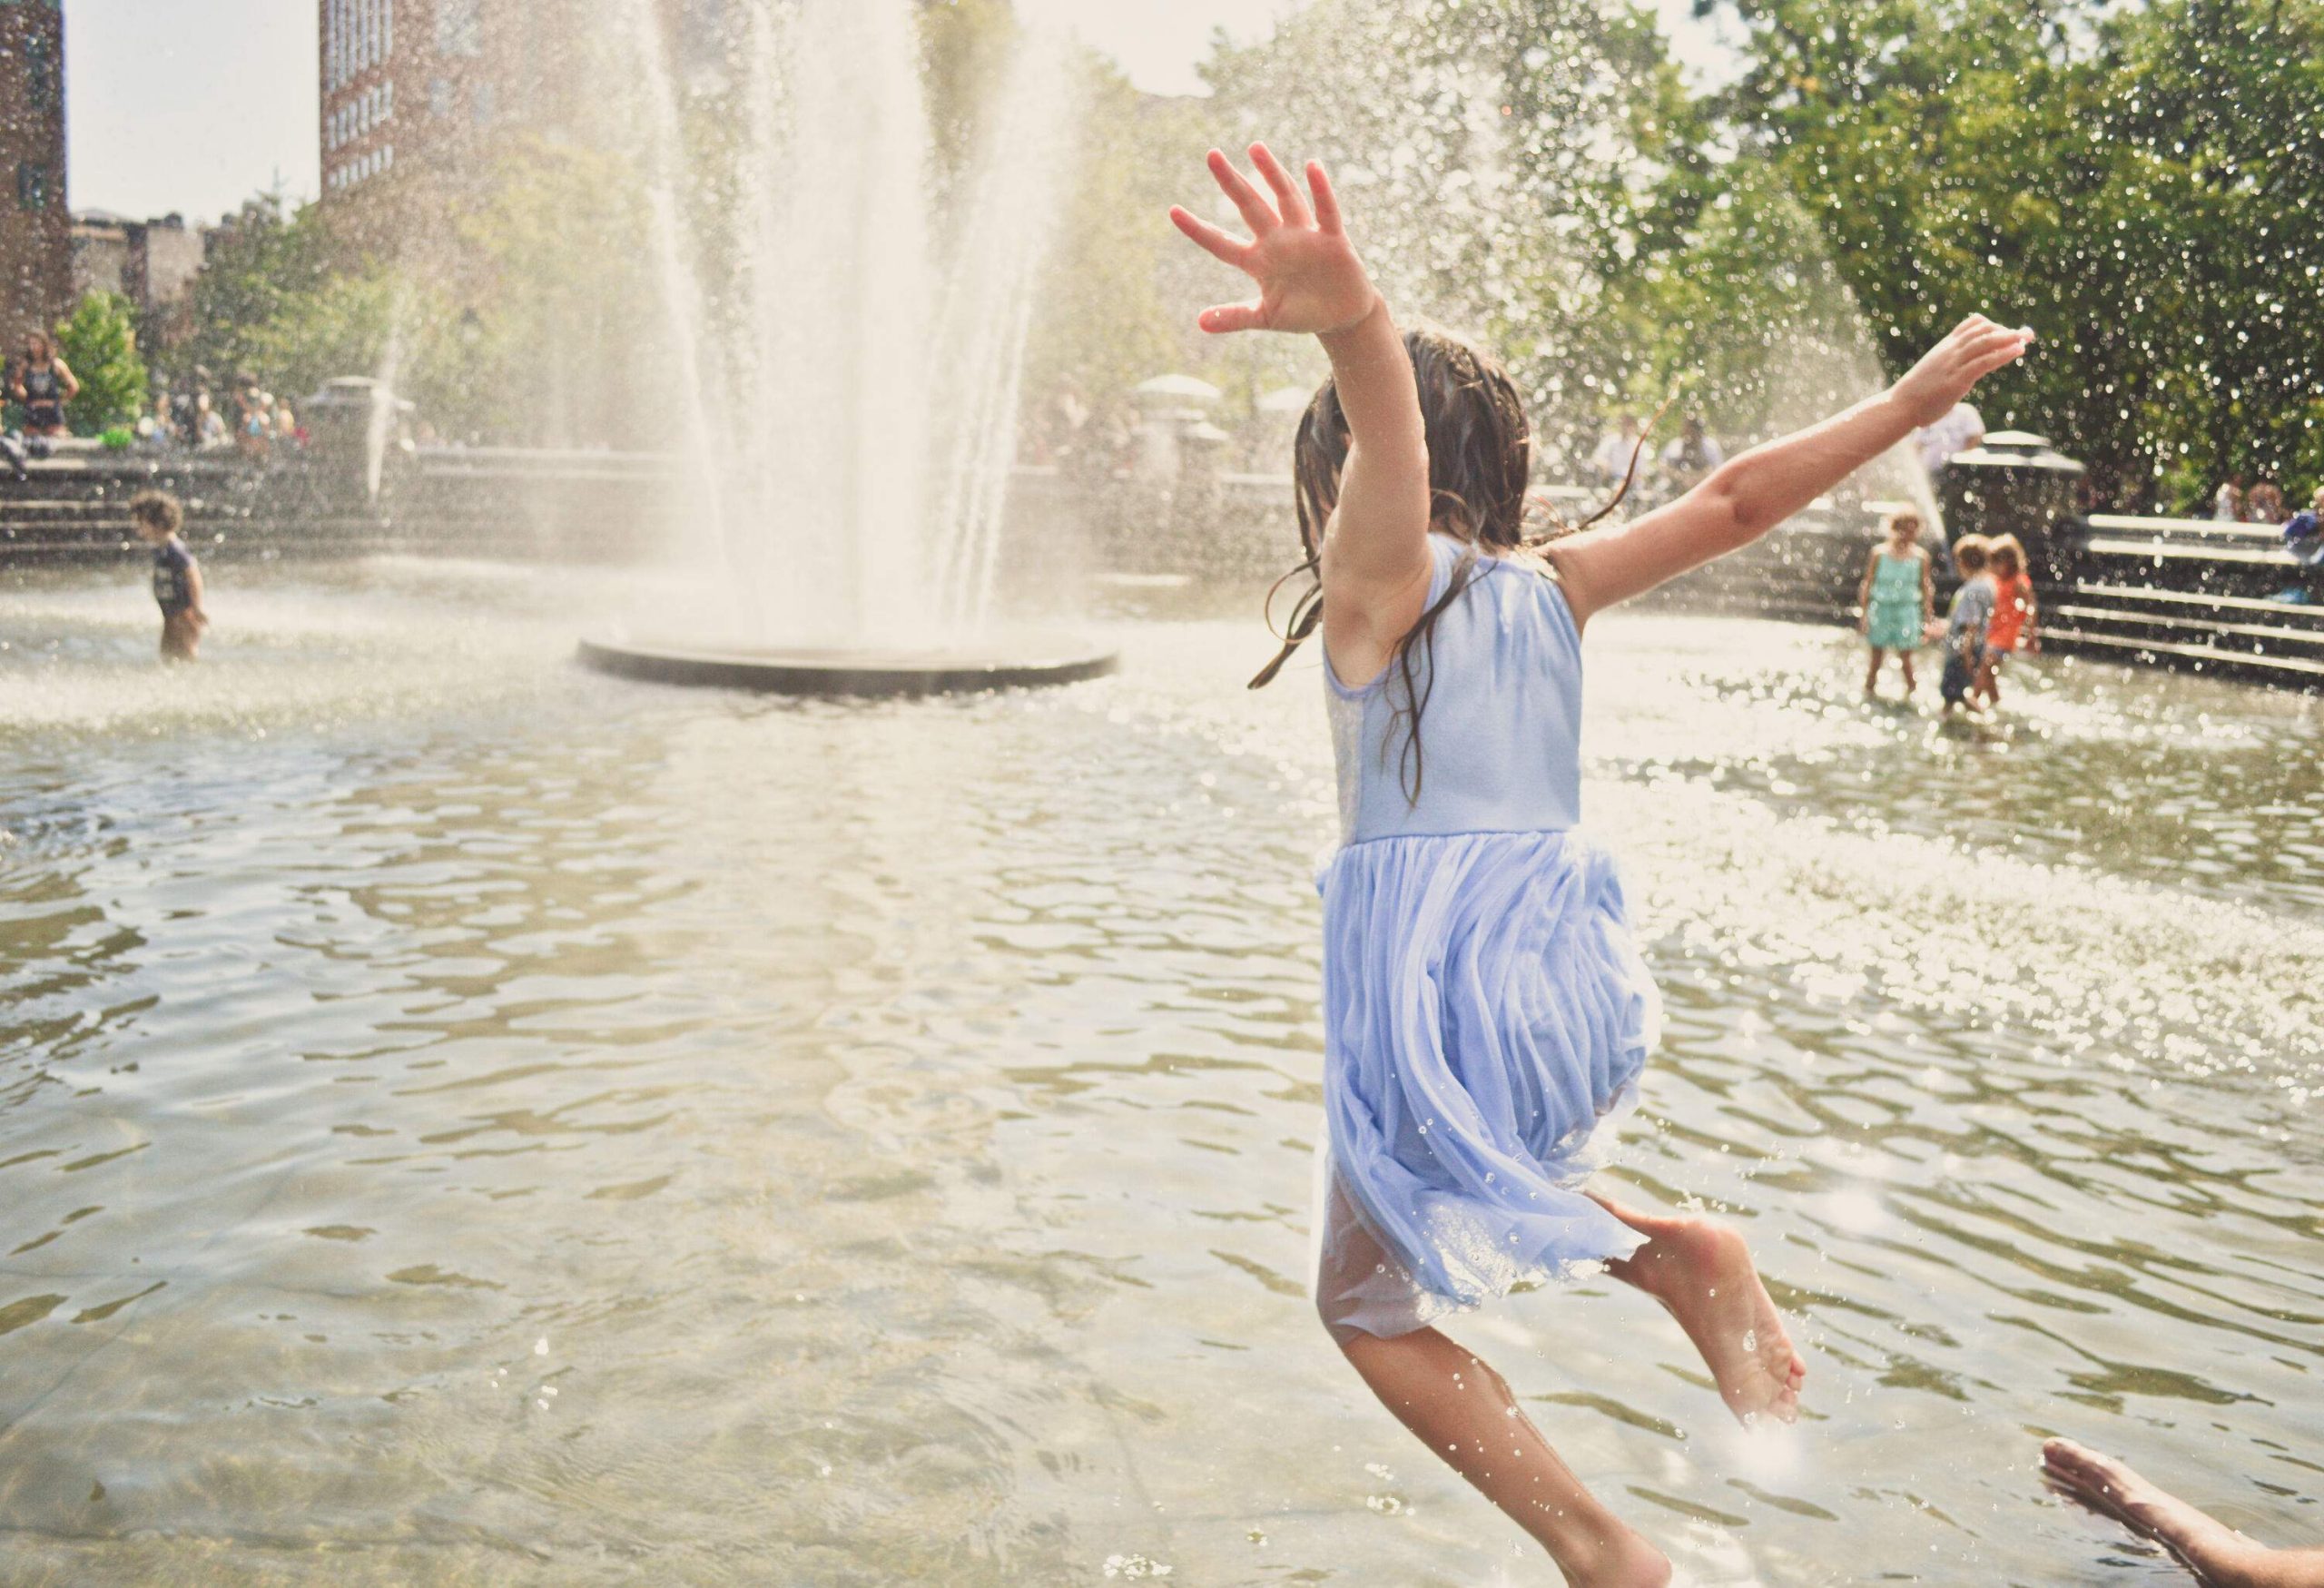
[1707,0,2324,506]
[54,291,149,435]
[1195,0,1698,469]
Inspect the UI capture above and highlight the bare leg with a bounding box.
[1865,648,1883,695]
[2043,1439,2324,1588]
[1901,653,1917,692]
[1339,1327,1672,1586]
[1593,1195,1804,1425]
[161,612,201,663]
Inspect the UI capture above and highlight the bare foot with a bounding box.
[2042,1437,2281,1585]
[1602,1208,1805,1425]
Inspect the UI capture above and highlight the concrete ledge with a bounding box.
[575,636,1120,697]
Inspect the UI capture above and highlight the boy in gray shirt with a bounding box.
[1939,535,1994,712]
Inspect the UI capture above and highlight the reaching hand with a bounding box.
[1890,315,2036,429]
[1169,145,1379,338]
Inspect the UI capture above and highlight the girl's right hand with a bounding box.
[1169,145,1380,339]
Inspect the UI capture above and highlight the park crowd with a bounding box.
[4,332,304,469]
[2215,475,2324,604]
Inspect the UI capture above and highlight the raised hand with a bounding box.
[1169,145,1379,338]
[1890,315,2036,428]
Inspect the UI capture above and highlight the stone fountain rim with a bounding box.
[576,634,1119,697]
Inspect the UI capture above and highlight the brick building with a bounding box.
[71,211,209,341]
[315,0,726,244]
[1,0,70,347]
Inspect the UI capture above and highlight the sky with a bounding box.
[64,1,1734,223]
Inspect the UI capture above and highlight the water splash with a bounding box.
[613,0,1077,649]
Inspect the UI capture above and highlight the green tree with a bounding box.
[1195,0,1701,470]
[54,291,149,435]
[1703,0,2324,506]
[1021,51,1178,417]
[175,194,337,389]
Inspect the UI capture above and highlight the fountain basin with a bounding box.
[576,635,1118,697]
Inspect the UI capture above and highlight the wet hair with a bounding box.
[129,489,183,537]
[1883,509,1923,540]
[1986,534,2025,578]
[1253,325,1644,802]
[1952,534,1992,575]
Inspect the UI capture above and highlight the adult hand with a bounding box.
[1169,145,1379,338]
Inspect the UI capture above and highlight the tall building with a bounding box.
[315,0,725,242]
[0,0,70,346]
[315,0,621,238]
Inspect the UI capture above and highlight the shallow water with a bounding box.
[2,558,2319,1586]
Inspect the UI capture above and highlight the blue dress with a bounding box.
[1311,534,1660,1340]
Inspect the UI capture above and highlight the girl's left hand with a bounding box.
[1890,316,2036,428]
[1169,145,1379,338]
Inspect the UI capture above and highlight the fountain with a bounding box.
[577,0,1117,696]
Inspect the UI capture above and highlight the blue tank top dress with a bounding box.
[1310,533,1659,1341]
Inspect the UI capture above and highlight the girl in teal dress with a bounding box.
[1857,508,1935,697]
[1172,143,2032,1584]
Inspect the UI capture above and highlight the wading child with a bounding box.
[1856,509,1935,697]
[1937,535,1995,714]
[1975,534,2037,706]
[129,490,207,662]
[1172,143,2032,1584]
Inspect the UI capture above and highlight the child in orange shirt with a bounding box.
[1976,534,2037,706]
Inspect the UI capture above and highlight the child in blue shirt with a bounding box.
[130,490,208,661]
[2277,487,2324,603]
[1937,535,1994,711]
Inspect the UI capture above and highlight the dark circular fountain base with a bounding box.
[576,635,1118,697]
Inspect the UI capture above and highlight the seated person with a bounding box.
[1659,414,1724,494]
[2274,487,2323,603]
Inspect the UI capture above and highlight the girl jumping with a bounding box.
[1172,144,2033,1585]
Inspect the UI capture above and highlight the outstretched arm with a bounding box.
[1549,318,2034,627]
[1172,146,1431,681]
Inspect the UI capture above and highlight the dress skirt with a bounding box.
[1311,827,1660,1341]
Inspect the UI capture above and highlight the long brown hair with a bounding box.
[1252,326,1645,801]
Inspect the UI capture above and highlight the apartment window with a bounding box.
[383,0,394,63]
[437,0,480,57]
[25,31,56,111]
[17,162,51,210]
[383,81,394,121]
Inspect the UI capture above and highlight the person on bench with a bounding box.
[2275,486,2323,604]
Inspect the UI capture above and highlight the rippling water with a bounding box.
[3,558,2319,1586]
